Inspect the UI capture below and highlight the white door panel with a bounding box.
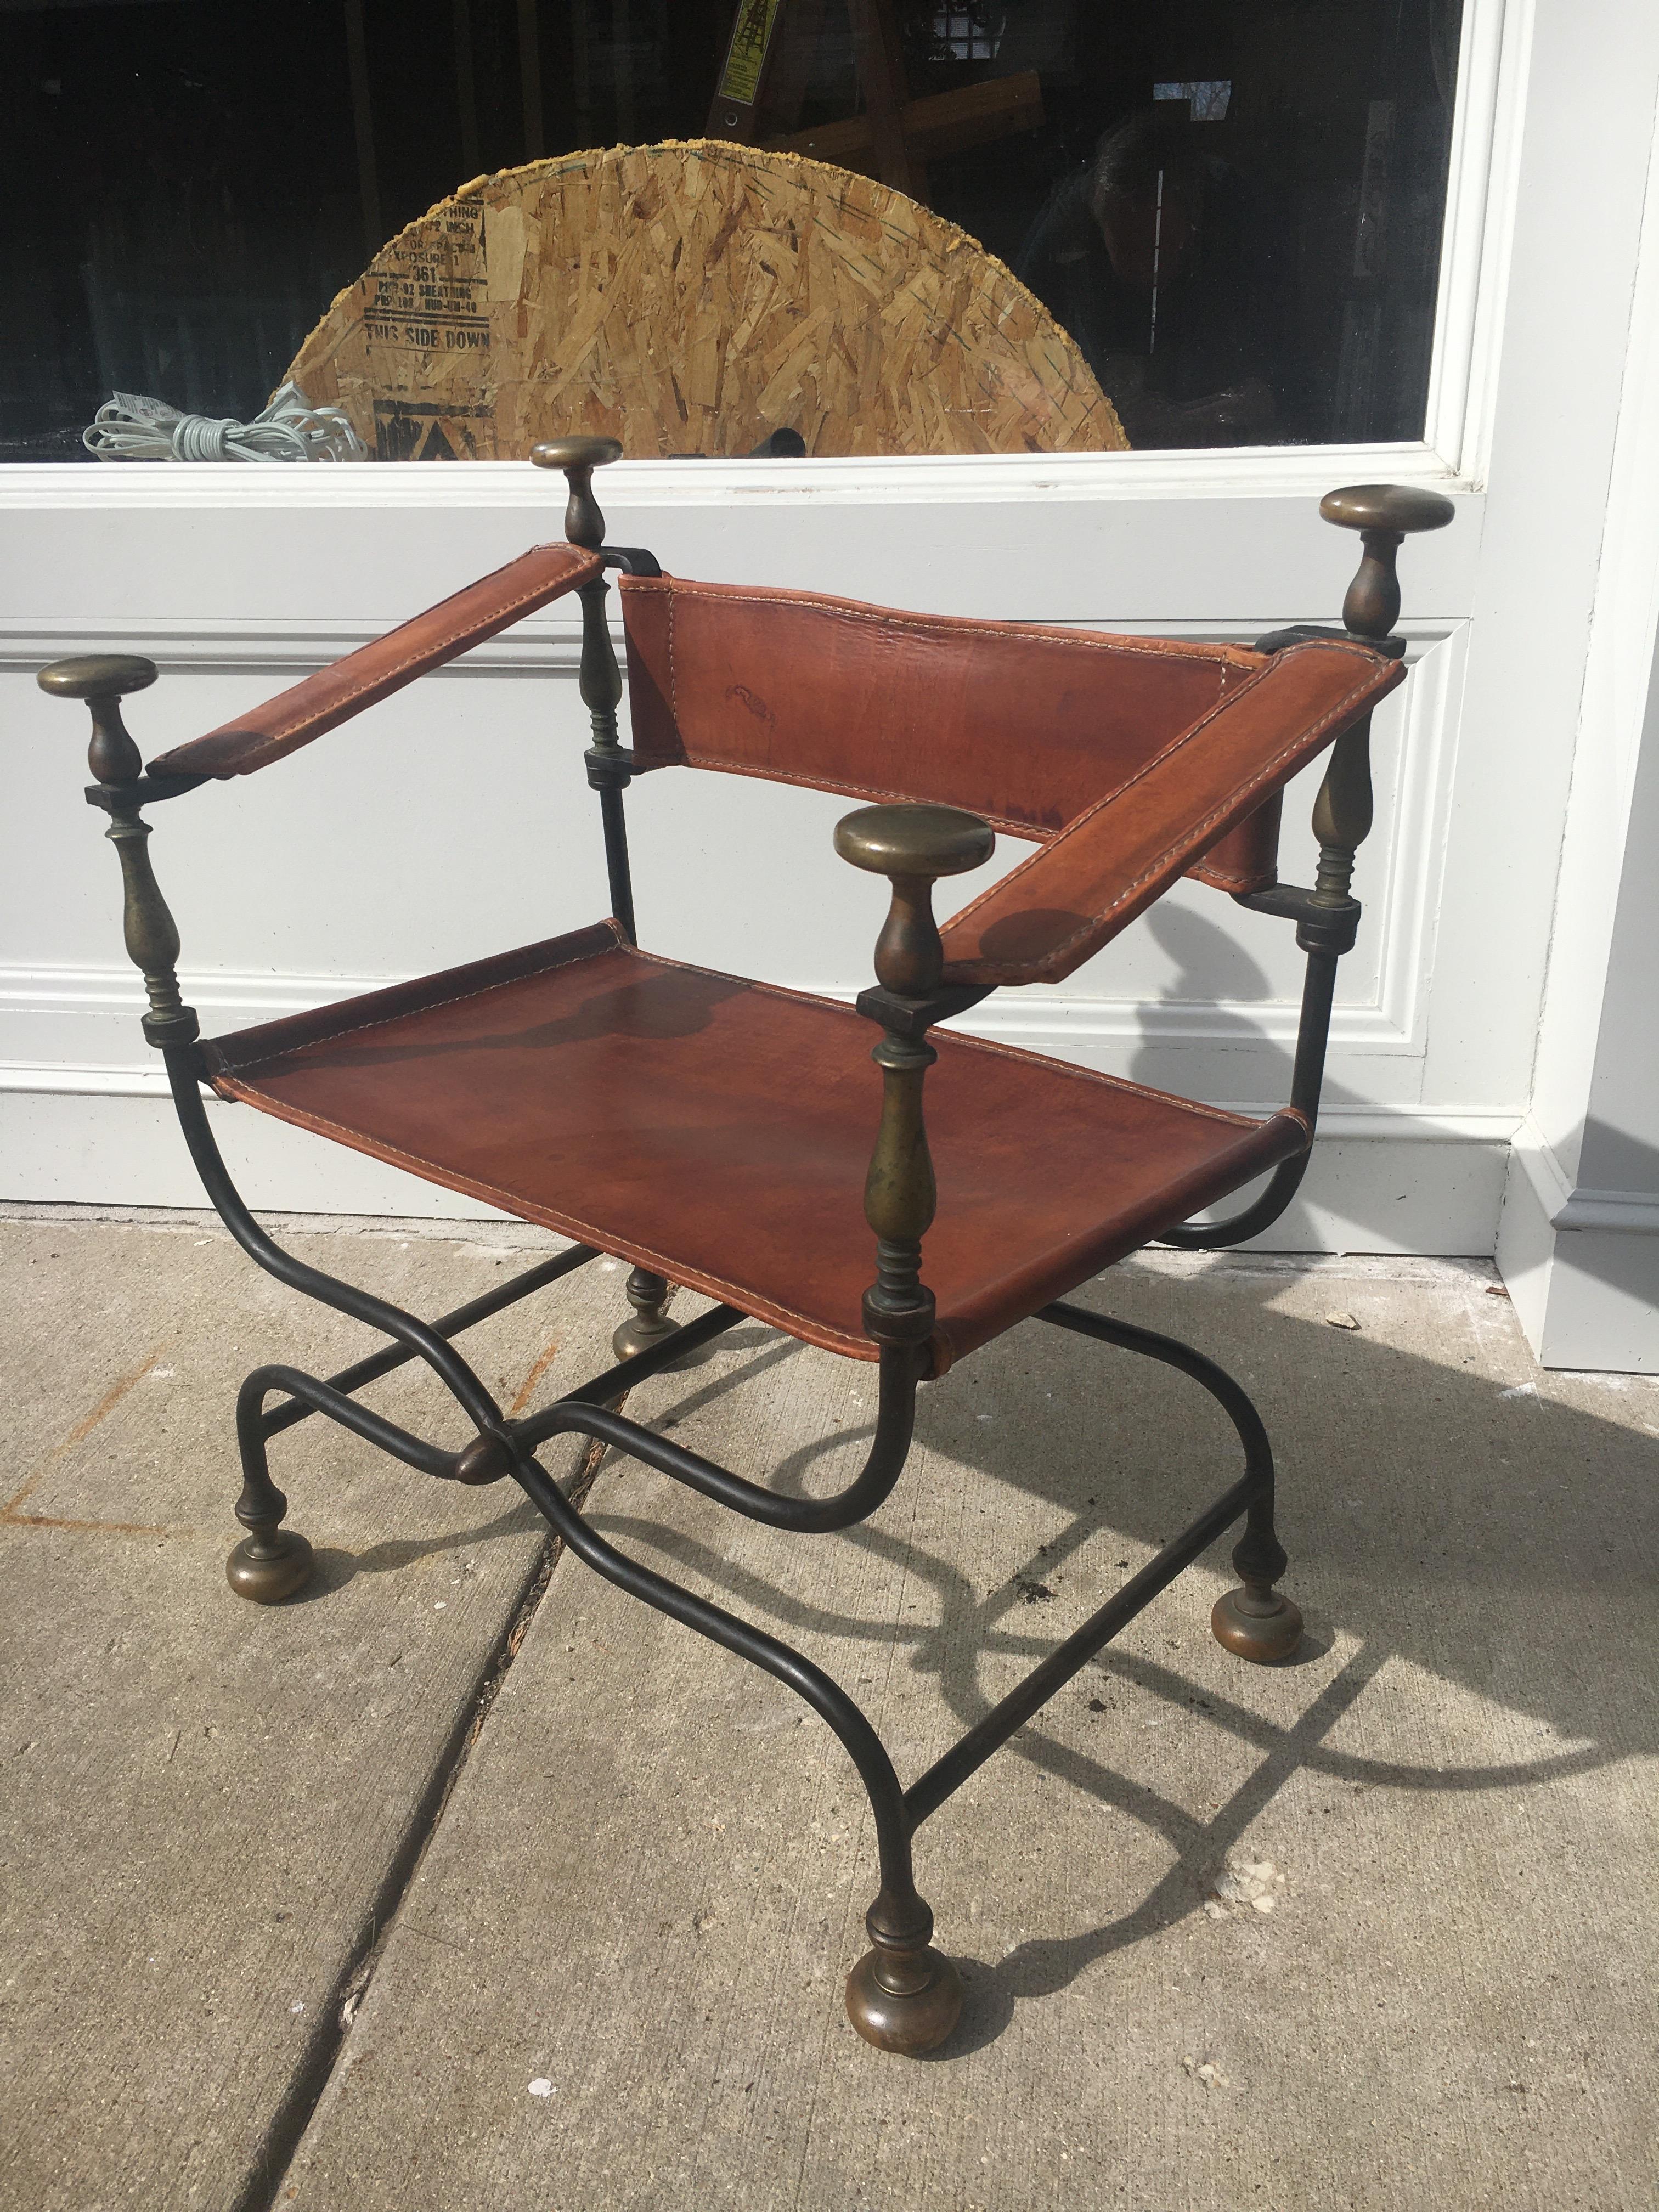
[7,0,1658,1293]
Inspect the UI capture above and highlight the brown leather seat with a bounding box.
[203,920,1308,1373]
[157,549,1402,1379]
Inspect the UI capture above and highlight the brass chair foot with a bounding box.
[611,1308,680,1361]
[226,1525,314,1605]
[611,1265,709,1366]
[845,1943,963,2056]
[1211,1582,1303,1664]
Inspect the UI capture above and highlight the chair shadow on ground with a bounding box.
[228,882,1652,2046]
[292,1494,546,1599]
[575,1265,1657,2056]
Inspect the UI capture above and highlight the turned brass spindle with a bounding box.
[532,434,625,745]
[834,800,989,2056]
[37,651,153,779]
[1310,726,1373,909]
[1204,483,1453,1666]
[37,654,198,1051]
[534,437,672,1362]
[1308,484,1455,910]
[39,653,312,1601]
[861,1028,940,1342]
[532,432,620,551]
[531,435,637,957]
[835,803,994,1350]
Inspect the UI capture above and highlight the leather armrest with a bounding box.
[149,541,602,780]
[937,639,1404,988]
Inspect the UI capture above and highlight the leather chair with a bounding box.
[38,443,1451,2055]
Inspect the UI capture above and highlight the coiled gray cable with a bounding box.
[84,382,368,463]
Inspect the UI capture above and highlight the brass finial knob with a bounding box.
[834,804,995,882]
[531,436,624,549]
[836,804,995,997]
[532,435,624,472]
[1319,484,1456,538]
[38,653,158,784]
[1319,483,1455,640]
[37,653,157,701]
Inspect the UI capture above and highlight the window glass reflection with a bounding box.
[0,0,1461,460]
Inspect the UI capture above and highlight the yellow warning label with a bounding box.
[718,0,783,108]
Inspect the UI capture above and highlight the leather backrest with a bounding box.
[620,572,1401,988]
[620,573,1269,838]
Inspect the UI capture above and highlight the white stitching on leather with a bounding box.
[613,939,1260,1116]
[160,544,596,774]
[208,1069,877,1345]
[208,922,625,1069]
[215,924,1276,1132]
[940,654,1282,933]
[210,932,1308,1357]
[653,753,1054,837]
[632,573,1254,833]
[943,652,1393,979]
[631,575,1263,668]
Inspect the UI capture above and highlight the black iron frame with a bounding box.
[155,1031,1295,2049]
[40,459,1448,2054]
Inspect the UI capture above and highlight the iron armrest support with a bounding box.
[82,770,206,811]
[600,546,662,578]
[566,504,652,940]
[1158,732,1369,1250]
[1163,489,1451,1250]
[853,980,994,1040]
[1155,879,1357,1253]
[1155,938,1339,1249]
[1160,641,1400,1246]
[1253,622,1408,663]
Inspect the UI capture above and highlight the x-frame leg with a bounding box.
[165,1042,1302,2055]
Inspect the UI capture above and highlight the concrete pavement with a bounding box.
[2,1214,1655,2210]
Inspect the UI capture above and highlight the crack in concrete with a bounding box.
[230,1425,615,2212]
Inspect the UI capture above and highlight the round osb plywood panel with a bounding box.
[286,139,1126,460]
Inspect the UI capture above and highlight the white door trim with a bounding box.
[0,0,1522,512]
